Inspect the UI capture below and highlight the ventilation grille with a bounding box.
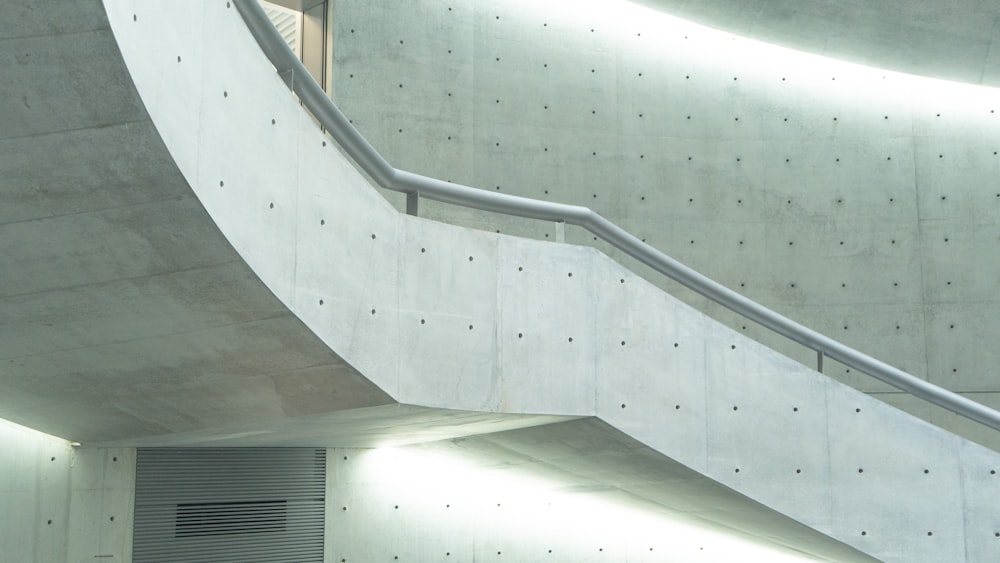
[261,1,301,57]
[133,448,325,563]
[174,499,288,537]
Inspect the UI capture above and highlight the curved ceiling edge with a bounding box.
[629,0,1000,87]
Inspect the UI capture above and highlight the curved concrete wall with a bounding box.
[328,0,1000,450]
[0,0,390,443]
[106,1,1000,560]
[632,0,1000,88]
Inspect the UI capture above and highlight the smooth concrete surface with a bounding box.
[0,0,393,443]
[0,420,135,563]
[327,419,875,562]
[329,0,1000,451]
[92,404,578,449]
[0,421,71,563]
[107,2,1000,560]
[632,0,1000,88]
[67,447,135,563]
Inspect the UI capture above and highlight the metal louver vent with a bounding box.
[174,499,287,537]
[261,1,301,57]
[133,448,325,563]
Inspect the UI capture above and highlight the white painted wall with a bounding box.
[0,419,135,563]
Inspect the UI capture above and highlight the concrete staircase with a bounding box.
[96,1,1000,561]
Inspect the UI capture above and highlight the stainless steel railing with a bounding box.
[234,0,1000,432]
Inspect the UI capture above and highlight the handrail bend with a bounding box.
[234,0,1000,433]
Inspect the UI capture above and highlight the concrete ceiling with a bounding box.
[0,0,577,450]
[0,0,392,444]
[634,0,1000,86]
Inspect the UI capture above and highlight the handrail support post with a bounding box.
[817,350,824,373]
[406,192,419,216]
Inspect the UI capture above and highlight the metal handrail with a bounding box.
[234,0,1000,432]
